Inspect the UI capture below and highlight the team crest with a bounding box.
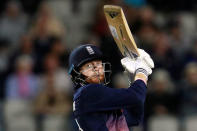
[86,46,95,55]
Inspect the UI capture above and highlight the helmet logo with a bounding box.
[86,46,95,55]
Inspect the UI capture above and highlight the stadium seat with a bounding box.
[148,115,179,131]
[4,100,36,131]
[185,115,197,131]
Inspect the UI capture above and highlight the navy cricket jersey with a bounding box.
[73,80,147,131]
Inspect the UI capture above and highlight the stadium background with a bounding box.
[0,0,197,131]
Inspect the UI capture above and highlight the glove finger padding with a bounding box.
[138,48,154,68]
[121,57,136,74]
[143,56,154,69]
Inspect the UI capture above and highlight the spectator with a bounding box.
[29,2,65,39]
[151,32,181,80]
[0,40,10,98]
[4,55,39,131]
[34,54,73,131]
[167,16,191,59]
[0,1,28,53]
[184,39,197,64]
[145,69,179,117]
[29,2,66,73]
[8,35,36,73]
[5,55,39,100]
[179,62,197,116]
[49,37,69,68]
[134,6,158,52]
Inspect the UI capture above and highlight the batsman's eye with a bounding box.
[87,64,93,68]
[83,64,94,70]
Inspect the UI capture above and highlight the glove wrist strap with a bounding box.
[135,68,148,78]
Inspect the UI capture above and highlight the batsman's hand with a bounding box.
[121,57,136,74]
[138,49,154,69]
[121,49,154,76]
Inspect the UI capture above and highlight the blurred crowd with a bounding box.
[0,0,197,131]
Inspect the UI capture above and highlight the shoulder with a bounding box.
[84,83,107,90]
[83,84,108,94]
[73,84,108,100]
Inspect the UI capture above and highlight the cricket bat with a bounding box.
[104,5,139,58]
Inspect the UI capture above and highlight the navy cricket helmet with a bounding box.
[68,44,103,71]
[68,44,111,86]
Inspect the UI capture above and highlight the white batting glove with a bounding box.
[121,57,136,74]
[138,49,154,69]
[121,49,154,77]
[135,57,153,76]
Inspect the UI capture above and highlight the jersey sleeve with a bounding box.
[79,80,147,114]
[123,81,146,126]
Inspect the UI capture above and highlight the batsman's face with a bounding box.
[80,60,104,84]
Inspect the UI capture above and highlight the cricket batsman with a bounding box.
[68,44,154,131]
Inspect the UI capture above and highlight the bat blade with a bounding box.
[104,5,139,58]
